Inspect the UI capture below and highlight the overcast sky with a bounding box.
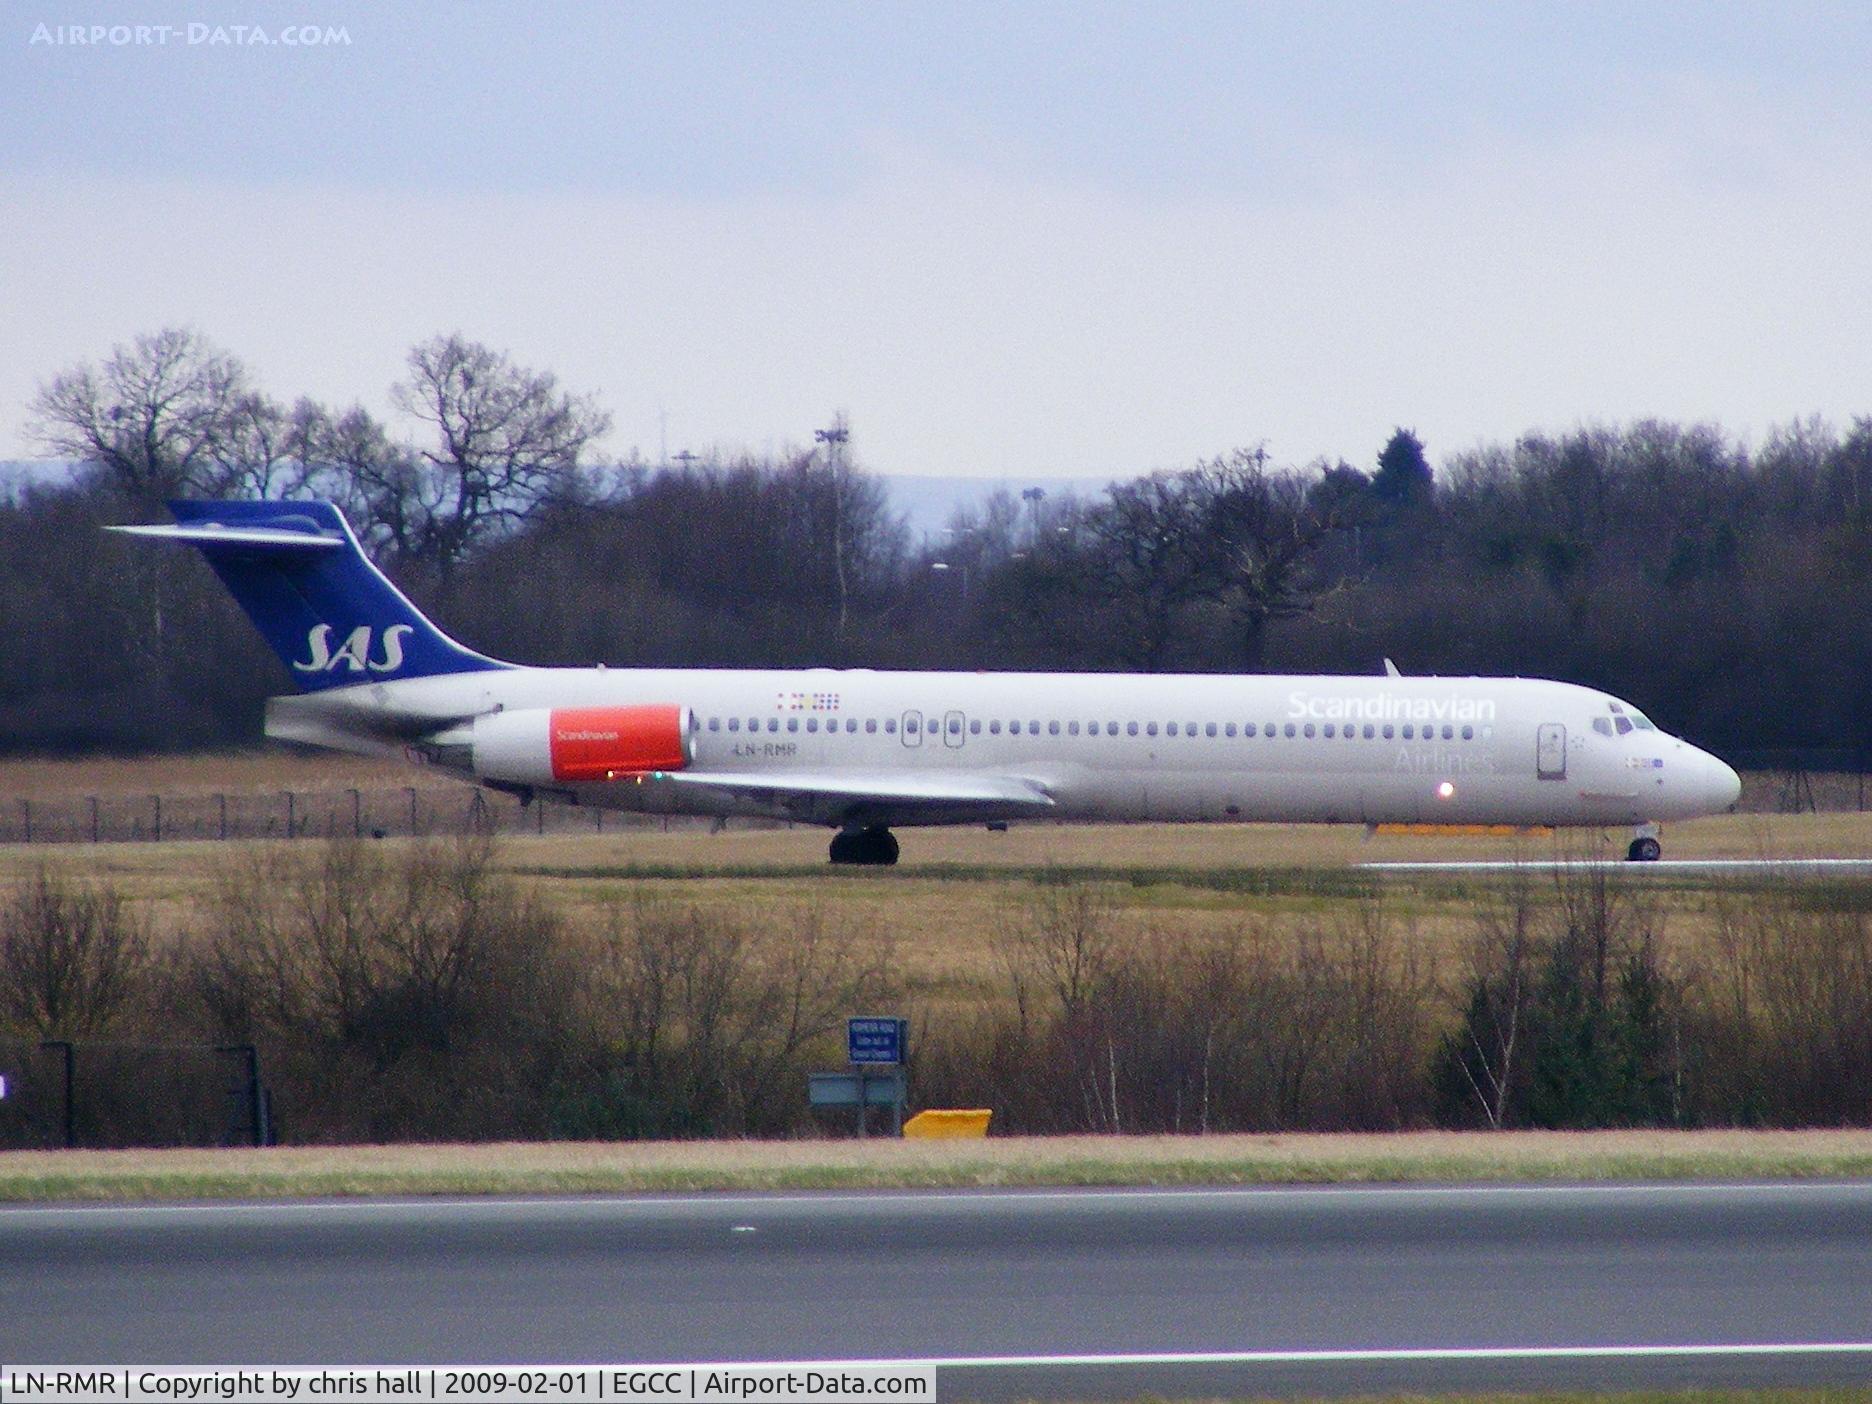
[3,2,1869,478]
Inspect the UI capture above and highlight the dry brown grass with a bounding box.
[0,808,1867,1012]
[7,1128,1872,1201]
[0,739,1859,1036]
[0,749,434,799]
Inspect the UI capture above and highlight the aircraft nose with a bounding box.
[1691,747,1741,812]
[1713,753,1742,810]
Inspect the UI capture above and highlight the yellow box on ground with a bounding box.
[903,1109,993,1139]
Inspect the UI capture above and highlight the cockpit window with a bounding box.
[1630,710,1657,731]
[1593,718,1614,737]
[1614,717,1634,735]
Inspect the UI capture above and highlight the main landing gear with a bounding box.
[1627,823,1662,862]
[829,825,899,866]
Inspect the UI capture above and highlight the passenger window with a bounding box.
[1323,724,1335,738]
[1442,724,1453,740]
[1048,721,1060,736]
[1146,722,1159,737]
[1405,724,1416,739]
[727,718,740,733]
[707,717,719,732]
[885,719,896,734]
[1303,723,1315,738]
[865,719,877,734]
[1284,723,1296,738]
[948,717,961,735]
[1382,724,1394,739]
[1127,722,1139,737]
[806,718,818,733]
[789,718,801,733]
[907,717,920,734]
[970,720,981,735]
[1461,725,1474,740]
[1068,721,1080,736]
[1185,721,1197,735]
[989,720,1001,735]
[1225,723,1237,737]
[1363,724,1375,739]
[1029,721,1040,735]
[1107,722,1119,736]
[767,718,779,733]
[1166,722,1178,737]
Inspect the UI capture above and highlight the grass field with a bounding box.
[6,1129,1872,1202]
[1,793,1865,1011]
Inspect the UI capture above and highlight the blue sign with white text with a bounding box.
[848,1016,907,1066]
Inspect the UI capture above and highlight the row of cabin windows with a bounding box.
[705,715,1485,742]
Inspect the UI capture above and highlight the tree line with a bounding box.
[7,325,1872,757]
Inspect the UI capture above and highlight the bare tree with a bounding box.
[0,867,150,1038]
[29,328,304,505]
[388,334,612,581]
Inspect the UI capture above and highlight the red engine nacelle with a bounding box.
[470,705,693,786]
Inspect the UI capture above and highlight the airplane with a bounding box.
[115,499,1742,865]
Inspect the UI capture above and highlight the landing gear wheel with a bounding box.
[829,825,899,866]
[1627,835,1662,862]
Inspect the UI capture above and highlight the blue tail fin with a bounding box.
[113,500,509,692]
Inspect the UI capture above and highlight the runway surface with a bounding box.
[6,1182,1872,1398]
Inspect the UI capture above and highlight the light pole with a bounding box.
[814,416,852,638]
[1021,486,1046,547]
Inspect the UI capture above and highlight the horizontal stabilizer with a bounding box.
[109,522,343,551]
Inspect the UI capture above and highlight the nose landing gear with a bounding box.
[1627,823,1662,862]
[829,825,900,866]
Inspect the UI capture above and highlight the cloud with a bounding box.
[3,93,1868,478]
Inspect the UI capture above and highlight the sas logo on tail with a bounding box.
[292,623,414,674]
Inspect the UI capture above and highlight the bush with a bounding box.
[0,865,150,1039]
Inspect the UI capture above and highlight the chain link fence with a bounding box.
[0,1040,270,1150]
[0,785,692,846]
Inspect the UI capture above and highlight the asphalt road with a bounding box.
[6,1183,1872,1398]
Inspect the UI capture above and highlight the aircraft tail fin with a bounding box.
[112,500,509,692]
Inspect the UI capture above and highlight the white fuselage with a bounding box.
[270,665,1742,831]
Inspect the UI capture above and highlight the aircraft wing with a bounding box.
[656,769,1056,827]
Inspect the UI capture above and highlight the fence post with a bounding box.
[89,796,100,844]
[407,787,418,836]
[152,794,161,843]
[285,791,295,838]
[215,1044,268,1148]
[218,793,228,841]
[20,799,29,845]
[350,788,361,838]
[40,1040,75,1149]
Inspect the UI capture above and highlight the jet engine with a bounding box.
[459,704,693,785]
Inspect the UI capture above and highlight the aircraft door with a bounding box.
[1536,723,1567,780]
[901,710,924,748]
[942,709,966,749]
